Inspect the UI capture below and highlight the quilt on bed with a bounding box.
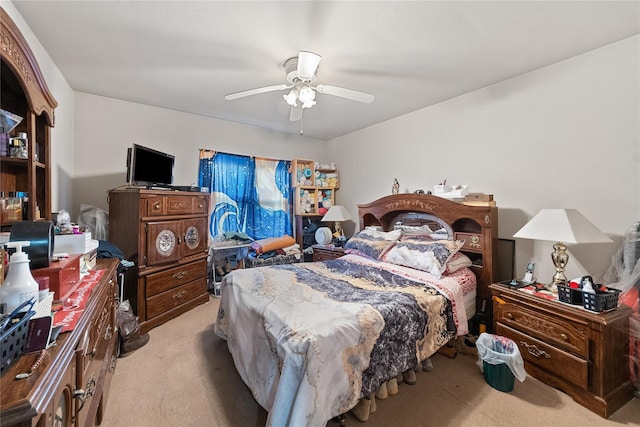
[215,254,474,427]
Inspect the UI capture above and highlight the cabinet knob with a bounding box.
[506,312,514,320]
[560,333,568,341]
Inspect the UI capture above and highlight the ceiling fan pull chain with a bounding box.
[300,111,304,135]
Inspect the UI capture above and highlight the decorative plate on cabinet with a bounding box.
[155,229,177,256]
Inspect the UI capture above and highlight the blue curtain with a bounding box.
[198,150,292,241]
[247,158,292,240]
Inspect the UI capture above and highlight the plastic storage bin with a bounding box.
[1,298,36,375]
[582,288,621,312]
[557,283,583,305]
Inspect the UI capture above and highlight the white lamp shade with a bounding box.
[321,205,352,222]
[513,209,612,244]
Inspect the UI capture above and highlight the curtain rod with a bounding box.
[199,148,289,164]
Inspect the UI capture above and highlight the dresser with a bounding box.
[0,259,119,427]
[490,283,632,417]
[108,188,210,333]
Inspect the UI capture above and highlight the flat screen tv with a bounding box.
[126,144,175,188]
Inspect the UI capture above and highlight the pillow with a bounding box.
[444,252,473,274]
[344,228,402,260]
[382,238,465,279]
[394,223,433,235]
[394,223,451,241]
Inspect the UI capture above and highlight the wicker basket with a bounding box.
[1,308,35,375]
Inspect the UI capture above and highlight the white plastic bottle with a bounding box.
[582,276,595,294]
[0,241,39,313]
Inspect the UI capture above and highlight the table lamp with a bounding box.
[321,205,352,245]
[513,209,612,291]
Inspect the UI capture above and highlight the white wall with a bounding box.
[3,2,75,214]
[71,93,328,214]
[330,35,640,285]
[8,1,639,286]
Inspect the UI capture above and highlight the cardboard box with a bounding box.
[464,193,494,202]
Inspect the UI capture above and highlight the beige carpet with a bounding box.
[102,296,640,427]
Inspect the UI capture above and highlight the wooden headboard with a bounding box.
[357,194,498,307]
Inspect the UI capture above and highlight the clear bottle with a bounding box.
[0,241,39,313]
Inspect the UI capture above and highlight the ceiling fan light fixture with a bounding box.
[283,87,299,107]
[298,85,316,104]
[301,99,316,109]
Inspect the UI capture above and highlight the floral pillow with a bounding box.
[344,228,402,260]
[444,252,473,274]
[381,238,465,279]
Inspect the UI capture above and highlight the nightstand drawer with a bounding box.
[497,323,589,389]
[312,245,345,261]
[495,301,589,358]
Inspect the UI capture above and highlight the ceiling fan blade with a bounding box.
[224,84,289,100]
[289,106,303,122]
[297,51,321,80]
[315,84,375,104]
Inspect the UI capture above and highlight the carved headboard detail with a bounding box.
[357,193,498,306]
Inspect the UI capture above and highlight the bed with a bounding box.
[215,193,498,426]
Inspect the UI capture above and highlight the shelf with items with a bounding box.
[295,187,335,216]
[315,167,339,189]
[0,9,57,225]
[292,158,316,187]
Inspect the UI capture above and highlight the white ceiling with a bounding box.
[12,1,640,141]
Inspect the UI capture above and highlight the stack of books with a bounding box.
[462,193,496,207]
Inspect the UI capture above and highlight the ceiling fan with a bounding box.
[224,51,375,121]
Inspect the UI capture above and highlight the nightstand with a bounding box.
[489,283,633,418]
[312,245,346,261]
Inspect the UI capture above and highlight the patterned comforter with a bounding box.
[215,254,474,427]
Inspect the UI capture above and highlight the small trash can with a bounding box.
[476,333,527,392]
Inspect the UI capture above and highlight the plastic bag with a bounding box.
[604,221,640,295]
[476,333,527,382]
[77,204,109,240]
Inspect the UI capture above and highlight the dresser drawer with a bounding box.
[497,323,589,389]
[145,259,206,297]
[145,195,208,216]
[495,301,589,358]
[146,278,206,319]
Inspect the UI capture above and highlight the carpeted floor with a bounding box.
[102,296,640,426]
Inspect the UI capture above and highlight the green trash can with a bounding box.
[483,360,515,392]
[476,333,526,392]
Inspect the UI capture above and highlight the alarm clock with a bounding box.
[315,227,333,245]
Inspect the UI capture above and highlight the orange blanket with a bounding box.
[250,235,296,254]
